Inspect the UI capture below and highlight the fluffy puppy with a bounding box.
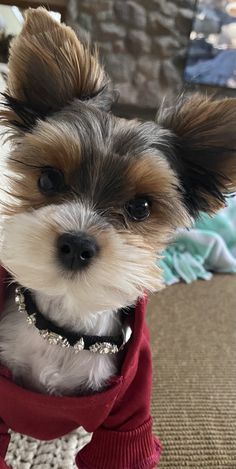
[0,8,236,396]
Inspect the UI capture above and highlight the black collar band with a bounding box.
[15,287,132,355]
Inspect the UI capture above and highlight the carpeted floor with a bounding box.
[149,274,236,468]
[6,275,236,468]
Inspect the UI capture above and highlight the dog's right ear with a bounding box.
[157,94,236,217]
[0,8,113,134]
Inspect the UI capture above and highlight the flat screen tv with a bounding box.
[184,0,236,88]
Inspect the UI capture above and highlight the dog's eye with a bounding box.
[125,197,151,221]
[38,167,67,196]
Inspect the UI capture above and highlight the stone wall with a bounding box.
[67,0,195,109]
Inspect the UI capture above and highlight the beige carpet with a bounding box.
[6,275,236,468]
[149,274,236,468]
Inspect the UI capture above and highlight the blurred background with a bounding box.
[185,0,236,89]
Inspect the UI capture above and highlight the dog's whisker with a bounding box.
[9,157,42,169]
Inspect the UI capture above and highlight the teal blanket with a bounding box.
[160,198,236,285]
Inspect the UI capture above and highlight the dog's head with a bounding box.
[1,8,236,316]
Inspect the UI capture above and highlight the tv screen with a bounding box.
[184,0,236,88]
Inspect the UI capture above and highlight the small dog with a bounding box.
[0,8,236,469]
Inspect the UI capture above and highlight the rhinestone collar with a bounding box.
[15,287,132,355]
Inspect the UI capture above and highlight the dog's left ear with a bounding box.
[1,8,113,133]
[157,94,236,217]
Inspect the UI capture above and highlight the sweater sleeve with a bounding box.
[76,323,162,469]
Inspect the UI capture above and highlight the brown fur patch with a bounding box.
[5,8,107,115]
[157,94,236,215]
[2,120,82,213]
[124,154,190,247]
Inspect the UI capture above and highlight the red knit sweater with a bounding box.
[0,266,162,469]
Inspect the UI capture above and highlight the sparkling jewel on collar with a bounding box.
[89,342,119,354]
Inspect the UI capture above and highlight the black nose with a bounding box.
[57,232,99,271]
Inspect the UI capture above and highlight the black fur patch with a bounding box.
[80,84,108,102]
[1,93,47,132]
[164,135,229,217]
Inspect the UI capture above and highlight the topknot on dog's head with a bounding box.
[1,8,114,133]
